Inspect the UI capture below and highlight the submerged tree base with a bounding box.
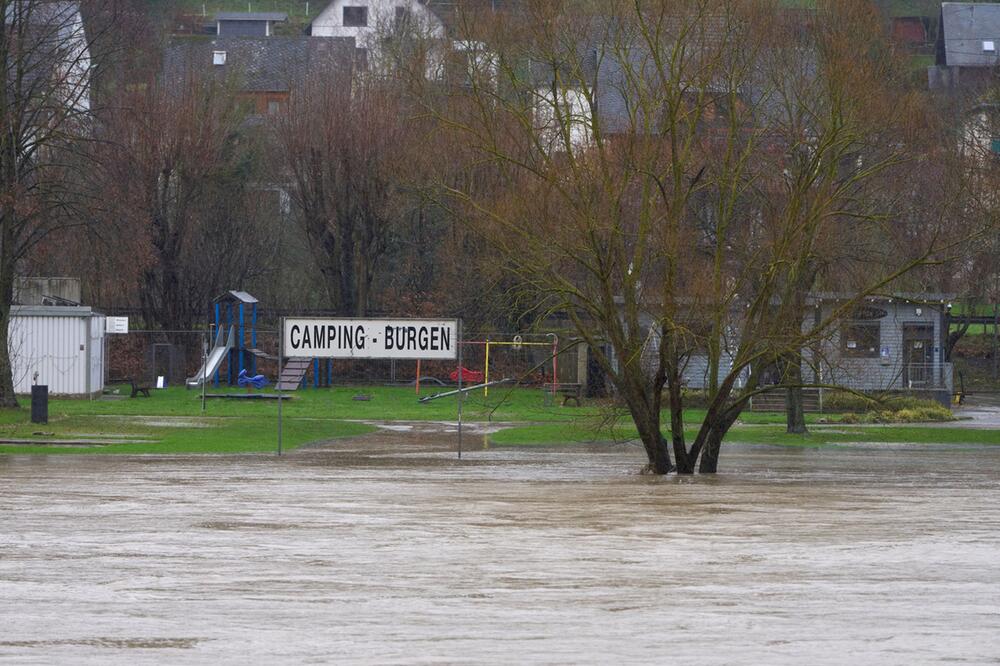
[639,462,676,475]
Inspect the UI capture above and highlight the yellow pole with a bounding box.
[484,340,490,397]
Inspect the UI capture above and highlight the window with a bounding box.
[267,100,281,115]
[394,6,411,29]
[212,50,227,66]
[354,47,369,71]
[984,40,996,52]
[841,322,880,358]
[343,6,368,27]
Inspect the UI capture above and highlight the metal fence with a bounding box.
[104,329,582,391]
[904,362,953,392]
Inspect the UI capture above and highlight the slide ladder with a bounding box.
[276,357,311,391]
[186,326,235,388]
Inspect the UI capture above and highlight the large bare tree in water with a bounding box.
[431,0,946,473]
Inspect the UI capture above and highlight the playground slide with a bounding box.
[186,326,235,388]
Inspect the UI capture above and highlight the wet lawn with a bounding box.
[0,384,990,454]
[0,412,372,456]
[38,384,834,424]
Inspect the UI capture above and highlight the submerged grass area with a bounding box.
[0,412,373,456]
[490,423,1000,448]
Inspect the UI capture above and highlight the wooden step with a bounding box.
[276,357,311,391]
[750,388,821,412]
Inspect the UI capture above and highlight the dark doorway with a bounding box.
[902,324,934,388]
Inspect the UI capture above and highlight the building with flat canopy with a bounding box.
[215,12,287,37]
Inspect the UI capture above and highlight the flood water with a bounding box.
[2,426,999,664]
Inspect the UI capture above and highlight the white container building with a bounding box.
[8,305,105,397]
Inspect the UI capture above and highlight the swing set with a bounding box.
[414,334,561,398]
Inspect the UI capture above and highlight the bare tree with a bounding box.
[430,0,945,474]
[273,63,424,317]
[97,70,272,333]
[0,0,127,407]
[750,3,934,433]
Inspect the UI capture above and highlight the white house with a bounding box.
[310,0,445,50]
[4,1,91,113]
[534,86,593,153]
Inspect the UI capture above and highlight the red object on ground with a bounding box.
[450,367,484,383]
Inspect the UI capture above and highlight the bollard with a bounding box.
[31,385,48,424]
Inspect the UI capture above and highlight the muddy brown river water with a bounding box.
[2,425,999,664]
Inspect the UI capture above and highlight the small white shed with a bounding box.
[8,305,105,397]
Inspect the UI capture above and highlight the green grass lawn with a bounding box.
[51,384,605,422]
[175,0,317,19]
[0,384,990,455]
[46,384,838,424]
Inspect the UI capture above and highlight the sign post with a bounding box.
[457,319,463,459]
[278,317,460,457]
[277,317,284,456]
[104,316,129,393]
[201,326,209,413]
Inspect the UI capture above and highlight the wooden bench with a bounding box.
[543,382,583,406]
[129,378,152,398]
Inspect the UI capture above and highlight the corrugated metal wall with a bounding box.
[8,313,105,396]
[89,316,106,393]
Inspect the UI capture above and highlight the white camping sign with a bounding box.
[283,318,458,360]
[105,316,129,334]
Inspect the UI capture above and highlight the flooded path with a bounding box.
[2,427,999,664]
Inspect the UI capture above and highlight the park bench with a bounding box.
[543,382,583,406]
[129,377,152,398]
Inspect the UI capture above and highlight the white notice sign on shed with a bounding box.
[106,316,129,334]
[283,318,458,360]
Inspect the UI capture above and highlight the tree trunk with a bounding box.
[697,407,742,473]
[944,311,968,363]
[785,385,808,434]
[638,426,674,475]
[779,352,808,434]
[0,269,19,408]
[667,372,692,473]
[698,428,723,474]
[623,386,673,474]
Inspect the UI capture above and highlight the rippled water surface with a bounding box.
[2,429,999,664]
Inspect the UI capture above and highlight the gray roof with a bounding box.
[424,0,518,35]
[588,17,807,134]
[215,290,259,304]
[163,36,356,93]
[940,2,1000,67]
[216,12,287,22]
[11,305,97,318]
[810,292,957,305]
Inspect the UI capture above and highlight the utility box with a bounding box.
[9,305,105,397]
[31,385,48,424]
